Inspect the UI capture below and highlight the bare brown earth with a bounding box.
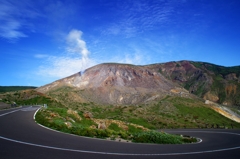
[37,63,187,105]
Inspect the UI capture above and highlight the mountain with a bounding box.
[1,61,239,127]
[37,63,189,105]
[36,61,240,106]
[150,61,240,106]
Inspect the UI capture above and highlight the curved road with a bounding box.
[0,106,240,159]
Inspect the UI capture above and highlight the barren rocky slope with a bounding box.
[37,63,187,105]
[37,61,240,107]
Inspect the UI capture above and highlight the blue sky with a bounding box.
[0,0,240,86]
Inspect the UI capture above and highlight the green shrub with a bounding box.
[132,131,183,144]
[128,118,155,129]
[95,129,109,138]
[128,125,142,133]
[118,131,129,139]
[108,123,122,132]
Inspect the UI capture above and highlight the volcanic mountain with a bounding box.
[37,61,240,106]
[37,63,187,105]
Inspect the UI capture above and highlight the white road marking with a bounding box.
[0,106,34,117]
[21,106,39,111]
[0,106,22,112]
[0,132,240,156]
[1,107,240,156]
[0,109,20,117]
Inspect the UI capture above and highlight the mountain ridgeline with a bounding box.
[0,86,37,93]
[153,61,240,106]
[1,61,239,129]
[36,61,240,106]
[36,63,184,105]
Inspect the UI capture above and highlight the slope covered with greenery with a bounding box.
[192,62,240,106]
[0,86,37,93]
[156,61,240,106]
[35,106,197,144]
[1,88,239,129]
[0,89,64,107]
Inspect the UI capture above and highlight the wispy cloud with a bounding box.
[0,20,27,40]
[0,0,42,41]
[34,54,49,59]
[0,1,25,40]
[108,46,148,65]
[101,0,178,38]
[37,29,96,79]
[119,53,143,65]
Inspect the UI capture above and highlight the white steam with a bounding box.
[66,30,89,58]
[37,29,96,79]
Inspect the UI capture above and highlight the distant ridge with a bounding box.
[0,86,37,93]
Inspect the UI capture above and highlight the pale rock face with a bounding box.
[203,92,219,102]
[98,122,106,129]
[77,81,89,88]
[224,73,237,81]
[36,63,177,105]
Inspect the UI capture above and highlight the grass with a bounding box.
[3,88,239,129]
[0,89,65,108]
[34,93,240,144]
[74,96,240,129]
[170,97,240,128]
[108,123,123,132]
[2,87,240,141]
[128,118,155,129]
[35,106,196,144]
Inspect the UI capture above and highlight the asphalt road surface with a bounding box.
[0,106,240,159]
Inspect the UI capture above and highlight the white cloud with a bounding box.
[0,20,27,40]
[110,51,146,66]
[0,0,42,41]
[38,56,94,78]
[0,1,24,40]
[36,29,96,80]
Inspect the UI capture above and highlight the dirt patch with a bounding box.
[0,102,11,110]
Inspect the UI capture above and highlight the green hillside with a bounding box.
[0,86,37,93]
